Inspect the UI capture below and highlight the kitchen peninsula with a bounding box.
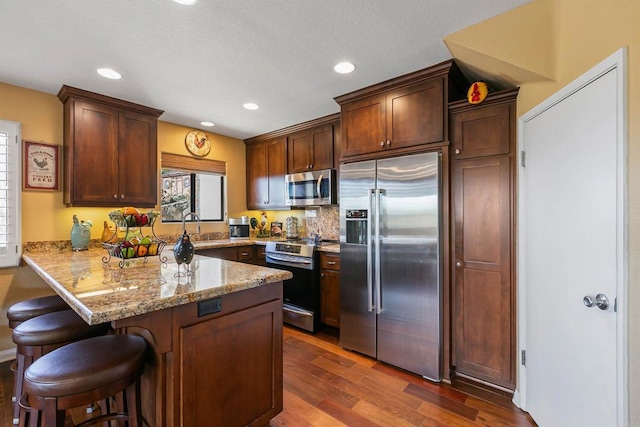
[21,248,292,427]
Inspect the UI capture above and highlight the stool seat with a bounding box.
[24,335,147,397]
[12,310,109,347]
[7,295,68,329]
[22,335,147,426]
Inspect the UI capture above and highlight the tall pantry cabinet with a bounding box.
[450,88,519,390]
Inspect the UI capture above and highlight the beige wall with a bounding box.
[446,0,639,424]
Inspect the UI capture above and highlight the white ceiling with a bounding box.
[0,0,531,140]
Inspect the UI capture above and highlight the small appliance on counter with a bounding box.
[229,217,250,240]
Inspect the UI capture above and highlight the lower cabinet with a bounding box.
[173,285,283,426]
[198,246,256,264]
[319,252,340,328]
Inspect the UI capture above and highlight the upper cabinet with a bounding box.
[244,114,339,210]
[245,137,288,210]
[287,123,335,173]
[335,60,468,161]
[58,86,163,207]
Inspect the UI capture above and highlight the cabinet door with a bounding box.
[71,100,119,204]
[320,268,340,328]
[118,110,158,206]
[453,155,514,389]
[309,124,334,171]
[451,103,512,159]
[341,94,386,157]
[287,130,312,173]
[266,137,287,207]
[180,299,283,426]
[246,142,268,209]
[386,78,444,150]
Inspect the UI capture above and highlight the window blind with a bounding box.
[0,120,21,267]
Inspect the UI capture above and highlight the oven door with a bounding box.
[266,255,318,332]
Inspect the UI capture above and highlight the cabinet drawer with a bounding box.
[320,253,340,270]
[237,246,255,262]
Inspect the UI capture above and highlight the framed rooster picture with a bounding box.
[23,140,59,191]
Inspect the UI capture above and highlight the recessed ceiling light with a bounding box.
[97,68,122,80]
[200,121,215,127]
[334,62,356,74]
[173,0,197,5]
[243,103,260,110]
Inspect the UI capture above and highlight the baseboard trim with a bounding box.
[0,347,16,363]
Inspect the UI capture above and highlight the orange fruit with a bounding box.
[122,206,139,216]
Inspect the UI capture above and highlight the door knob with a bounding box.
[583,293,609,310]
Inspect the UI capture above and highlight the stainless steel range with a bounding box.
[265,241,319,332]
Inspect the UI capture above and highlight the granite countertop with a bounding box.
[22,248,292,325]
[191,238,341,253]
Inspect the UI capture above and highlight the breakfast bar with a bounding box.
[21,248,292,427]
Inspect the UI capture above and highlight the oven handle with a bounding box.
[283,304,312,316]
[265,253,312,265]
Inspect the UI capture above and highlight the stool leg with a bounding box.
[41,397,65,427]
[12,352,26,425]
[125,380,142,427]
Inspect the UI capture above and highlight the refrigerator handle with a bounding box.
[367,189,375,312]
[375,188,383,314]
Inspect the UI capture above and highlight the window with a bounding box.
[0,120,21,267]
[160,153,226,223]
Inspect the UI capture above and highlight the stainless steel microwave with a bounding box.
[285,169,337,207]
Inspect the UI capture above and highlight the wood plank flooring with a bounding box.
[0,325,536,426]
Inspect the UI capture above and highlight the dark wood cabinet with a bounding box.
[245,137,287,210]
[245,114,340,209]
[335,60,467,161]
[340,79,444,158]
[57,85,163,207]
[450,89,518,390]
[198,245,256,264]
[319,252,340,328]
[287,124,334,173]
[451,102,513,159]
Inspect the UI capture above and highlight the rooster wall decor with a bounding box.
[33,157,48,168]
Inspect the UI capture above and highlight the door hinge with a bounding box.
[521,349,526,366]
[520,151,526,167]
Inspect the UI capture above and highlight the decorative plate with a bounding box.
[185,130,211,157]
[467,81,489,104]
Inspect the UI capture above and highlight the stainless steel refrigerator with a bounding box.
[339,152,442,381]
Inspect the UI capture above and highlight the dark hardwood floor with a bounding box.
[0,325,536,426]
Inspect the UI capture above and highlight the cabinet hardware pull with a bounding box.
[120,195,125,199]
[241,252,248,256]
[327,261,336,265]
[380,141,384,147]
[455,148,461,154]
[386,140,391,146]
[113,194,118,199]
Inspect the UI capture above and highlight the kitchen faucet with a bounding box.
[182,212,201,235]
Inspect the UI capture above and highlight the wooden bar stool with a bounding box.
[11,310,110,426]
[6,295,71,424]
[6,295,69,329]
[21,334,147,427]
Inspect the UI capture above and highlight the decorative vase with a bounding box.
[71,215,92,251]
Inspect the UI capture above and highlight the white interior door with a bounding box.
[519,50,626,426]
